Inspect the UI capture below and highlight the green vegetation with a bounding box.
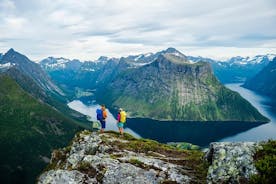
[103,131,208,182]
[168,142,200,150]
[0,75,82,184]
[128,158,150,169]
[250,140,276,184]
[6,67,91,129]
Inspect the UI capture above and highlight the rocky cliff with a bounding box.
[38,130,272,184]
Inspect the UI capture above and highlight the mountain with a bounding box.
[96,49,268,122]
[197,55,275,84]
[40,57,84,94]
[39,48,190,95]
[0,74,82,184]
[40,57,82,71]
[39,48,268,121]
[243,57,276,98]
[217,55,275,83]
[123,47,189,67]
[0,49,63,96]
[0,49,92,122]
[40,56,120,95]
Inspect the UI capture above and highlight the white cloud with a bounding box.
[0,0,15,10]
[0,0,275,60]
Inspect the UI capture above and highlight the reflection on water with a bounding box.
[220,84,276,142]
[125,119,263,147]
[68,84,276,147]
[68,100,141,138]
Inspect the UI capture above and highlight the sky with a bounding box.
[0,0,276,61]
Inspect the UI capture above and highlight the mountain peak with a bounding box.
[6,48,17,55]
[2,48,31,64]
[164,47,179,53]
[97,56,109,62]
[4,48,29,61]
[161,47,186,59]
[7,48,15,52]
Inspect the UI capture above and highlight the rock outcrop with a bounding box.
[38,130,206,184]
[38,130,267,184]
[205,142,261,183]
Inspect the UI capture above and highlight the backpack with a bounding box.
[96,109,103,120]
[102,109,107,119]
[120,111,127,123]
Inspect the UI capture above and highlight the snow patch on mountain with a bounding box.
[267,54,276,61]
[134,54,143,61]
[144,52,153,57]
[40,57,83,70]
[41,57,69,69]
[0,62,16,69]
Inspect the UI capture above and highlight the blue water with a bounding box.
[220,83,276,142]
[68,84,276,147]
[67,100,141,138]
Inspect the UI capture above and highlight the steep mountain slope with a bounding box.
[97,53,268,122]
[188,55,275,83]
[0,49,89,122]
[1,49,63,96]
[243,57,276,98]
[0,75,82,184]
[40,48,275,89]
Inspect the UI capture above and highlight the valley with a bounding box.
[0,47,275,183]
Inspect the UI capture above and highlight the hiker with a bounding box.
[117,108,127,135]
[96,104,107,133]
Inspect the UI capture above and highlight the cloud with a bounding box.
[0,0,275,60]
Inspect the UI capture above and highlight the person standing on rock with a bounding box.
[96,104,108,133]
[117,108,127,136]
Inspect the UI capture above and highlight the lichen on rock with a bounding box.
[205,142,262,183]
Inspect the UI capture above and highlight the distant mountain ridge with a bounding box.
[243,57,276,98]
[39,48,275,85]
[38,47,196,93]
[40,57,82,71]
[188,54,275,83]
